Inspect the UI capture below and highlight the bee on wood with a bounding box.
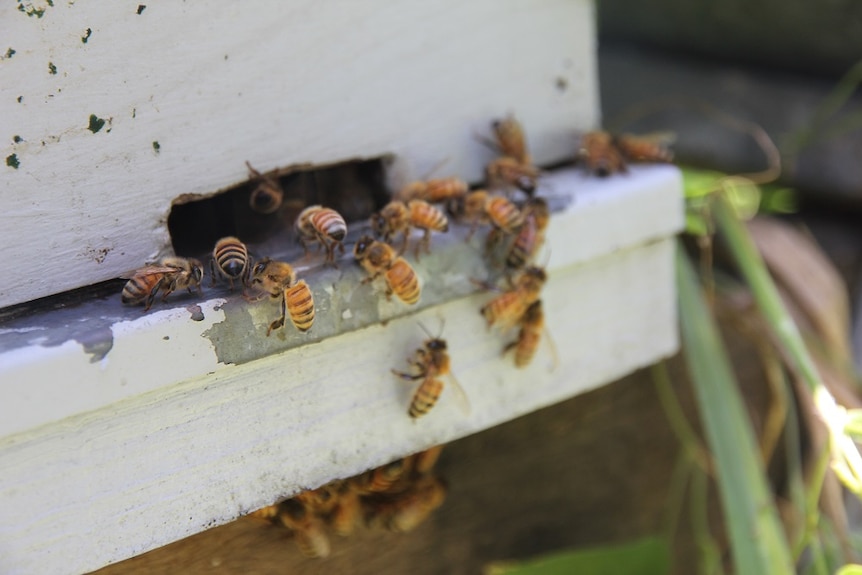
[614,132,675,164]
[455,190,524,242]
[391,325,469,419]
[210,236,251,290]
[246,161,285,214]
[479,266,547,331]
[396,177,468,206]
[505,197,550,270]
[372,200,449,257]
[577,131,627,177]
[485,156,540,196]
[248,258,315,335]
[295,205,348,267]
[504,299,557,369]
[121,256,204,311]
[353,235,421,305]
[366,475,448,533]
[492,113,531,165]
[278,499,331,558]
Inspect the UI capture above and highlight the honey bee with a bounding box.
[505,197,550,270]
[353,235,421,305]
[372,200,449,257]
[354,458,411,495]
[246,161,284,214]
[329,486,362,537]
[210,236,251,290]
[504,299,557,368]
[485,156,540,195]
[492,114,530,165]
[278,499,331,558]
[366,475,448,533]
[391,327,469,419]
[396,177,469,205]
[456,190,524,243]
[614,132,675,164]
[370,201,410,250]
[121,256,204,311]
[248,258,315,335]
[480,266,547,331]
[295,205,348,267]
[247,504,280,522]
[577,131,627,177]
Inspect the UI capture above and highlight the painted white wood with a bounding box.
[0,165,683,439]
[0,0,597,307]
[0,165,684,575]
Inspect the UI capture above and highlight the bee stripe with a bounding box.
[285,281,315,331]
[409,378,443,418]
[409,201,448,232]
[387,259,420,305]
[311,209,347,241]
[121,275,161,304]
[486,197,523,232]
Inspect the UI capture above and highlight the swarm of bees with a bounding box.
[248,445,448,558]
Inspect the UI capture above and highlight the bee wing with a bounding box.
[118,265,174,279]
[445,372,471,416]
[543,325,560,373]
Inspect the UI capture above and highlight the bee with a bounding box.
[370,200,410,251]
[354,458,411,495]
[492,113,530,165]
[614,132,675,164]
[391,326,469,419]
[246,161,284,214]
[456,190,523,242]
[353,235,420,305]
[407,200,449,257]
[278,499,331,558]
[210,236,251,290]
[485,156,540,195]
[295,483,341,515]
[480,266,547,331]
[121,256,204,311]
[577,131,627,177]
[295,205,348,267]
[247,504,280,522]
[412,445,444,475]
[248,258,315,335]
[504,299,557,368]
[396,177,469,207]
[366,475,448,533]
[505,197,550,270]
[329,486,362,537]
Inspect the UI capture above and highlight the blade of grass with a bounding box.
[676,244,795,574]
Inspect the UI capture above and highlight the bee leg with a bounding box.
[391,368,424,381]
[422,229,432,255]
[360,271,381,285]
[399,232,409,256]
[266,296,287,336]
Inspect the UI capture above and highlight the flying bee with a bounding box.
[485,156,540,196]
[577,131,627,177]
[504,299,558,369]
[210,236,251,291]
[391,324,469,419]
[479,266,547,331]
[492,113,531,165]
[278,499,331,559]
[505,197,550,270]
[614,132,675,164]
[366,475,448,533]
[246,161,284,214]
[353,235,421,305]
[295,205,348,267]
[248,258,315,335]
[396,177,468,207]
[121,256,204,311]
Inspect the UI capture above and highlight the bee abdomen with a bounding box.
[311,208,347,241]
[515,329,541,367]
[409,378,443,418]
[386,259,420,305]
[285,280,315,331]
[214,237,249,278]
[408,200,448,232]
[486,197,523,232]
[121,275,159,304]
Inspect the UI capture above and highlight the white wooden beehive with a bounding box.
[0,2,683,573]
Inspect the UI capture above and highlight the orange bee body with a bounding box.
[121,257,204,311]
[485,156,540,195]
[354,235,421,305]
[372,200,448,257]
[412,445,444,475]
[407,199,448,256]
[578,131,628,177]
[505,299,544,367]
[278,499,331,558]
[485,196,524,234]
[247,504,280,522]
[506,198,550,269]
[329,488,362,537]
[392,335,468,419]
[366,475,448,533]
[210,236,250,290]
[480,266,547,331]
[396,177,468,205]
[492,114,531,165]
[246,161,285,214]
[295,205,348,266]
[614,133,675,163]
[248,258,315,335]
[355,458,411,495]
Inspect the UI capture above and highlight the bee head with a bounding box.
[525,266,547,283]
[252,258,271,278]
[189,259,204,283]
[427,338,447,352]
[354,235,375,259]
[369,213,386,237]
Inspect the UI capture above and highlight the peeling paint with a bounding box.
[152,141,160,153]
[88,114,106,133]
[79,326,115,363]
[187,305,205,322]
[81,28,92,44]
[12,135,23,143]
[6,154,19,169]
[4,48,15,59]
[48,62,57,75]
[136,4,146,14]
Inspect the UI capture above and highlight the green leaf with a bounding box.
[836,565,862,575]
[483,537,669,575]
[676,244,795,575]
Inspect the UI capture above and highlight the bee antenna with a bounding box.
[437,315,446,338]
[417,321,434,339]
